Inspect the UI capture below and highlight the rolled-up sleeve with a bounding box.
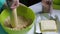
[0,0,6,9]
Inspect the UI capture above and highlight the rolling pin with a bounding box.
[10,8,18,28]
[6,0,19,28]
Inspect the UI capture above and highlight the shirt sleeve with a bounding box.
[0,0,6,8]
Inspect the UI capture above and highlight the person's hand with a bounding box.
[11,0,19,10]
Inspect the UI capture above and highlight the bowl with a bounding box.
[53,4,60,10]
[53,0,60,5]
[0,3,35,34]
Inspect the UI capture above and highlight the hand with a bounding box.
[11,0,19,10]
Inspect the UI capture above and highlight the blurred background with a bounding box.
[19,0,41,6]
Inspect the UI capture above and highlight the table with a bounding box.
[29,2,60,34]
[0,2,60,34]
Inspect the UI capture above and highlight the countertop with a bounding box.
[29,2,60,34]
[0,2,60,34]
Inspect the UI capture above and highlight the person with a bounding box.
[0,0,19,13]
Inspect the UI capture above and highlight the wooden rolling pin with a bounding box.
[10,8,18,28]
[6,0,19,28]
